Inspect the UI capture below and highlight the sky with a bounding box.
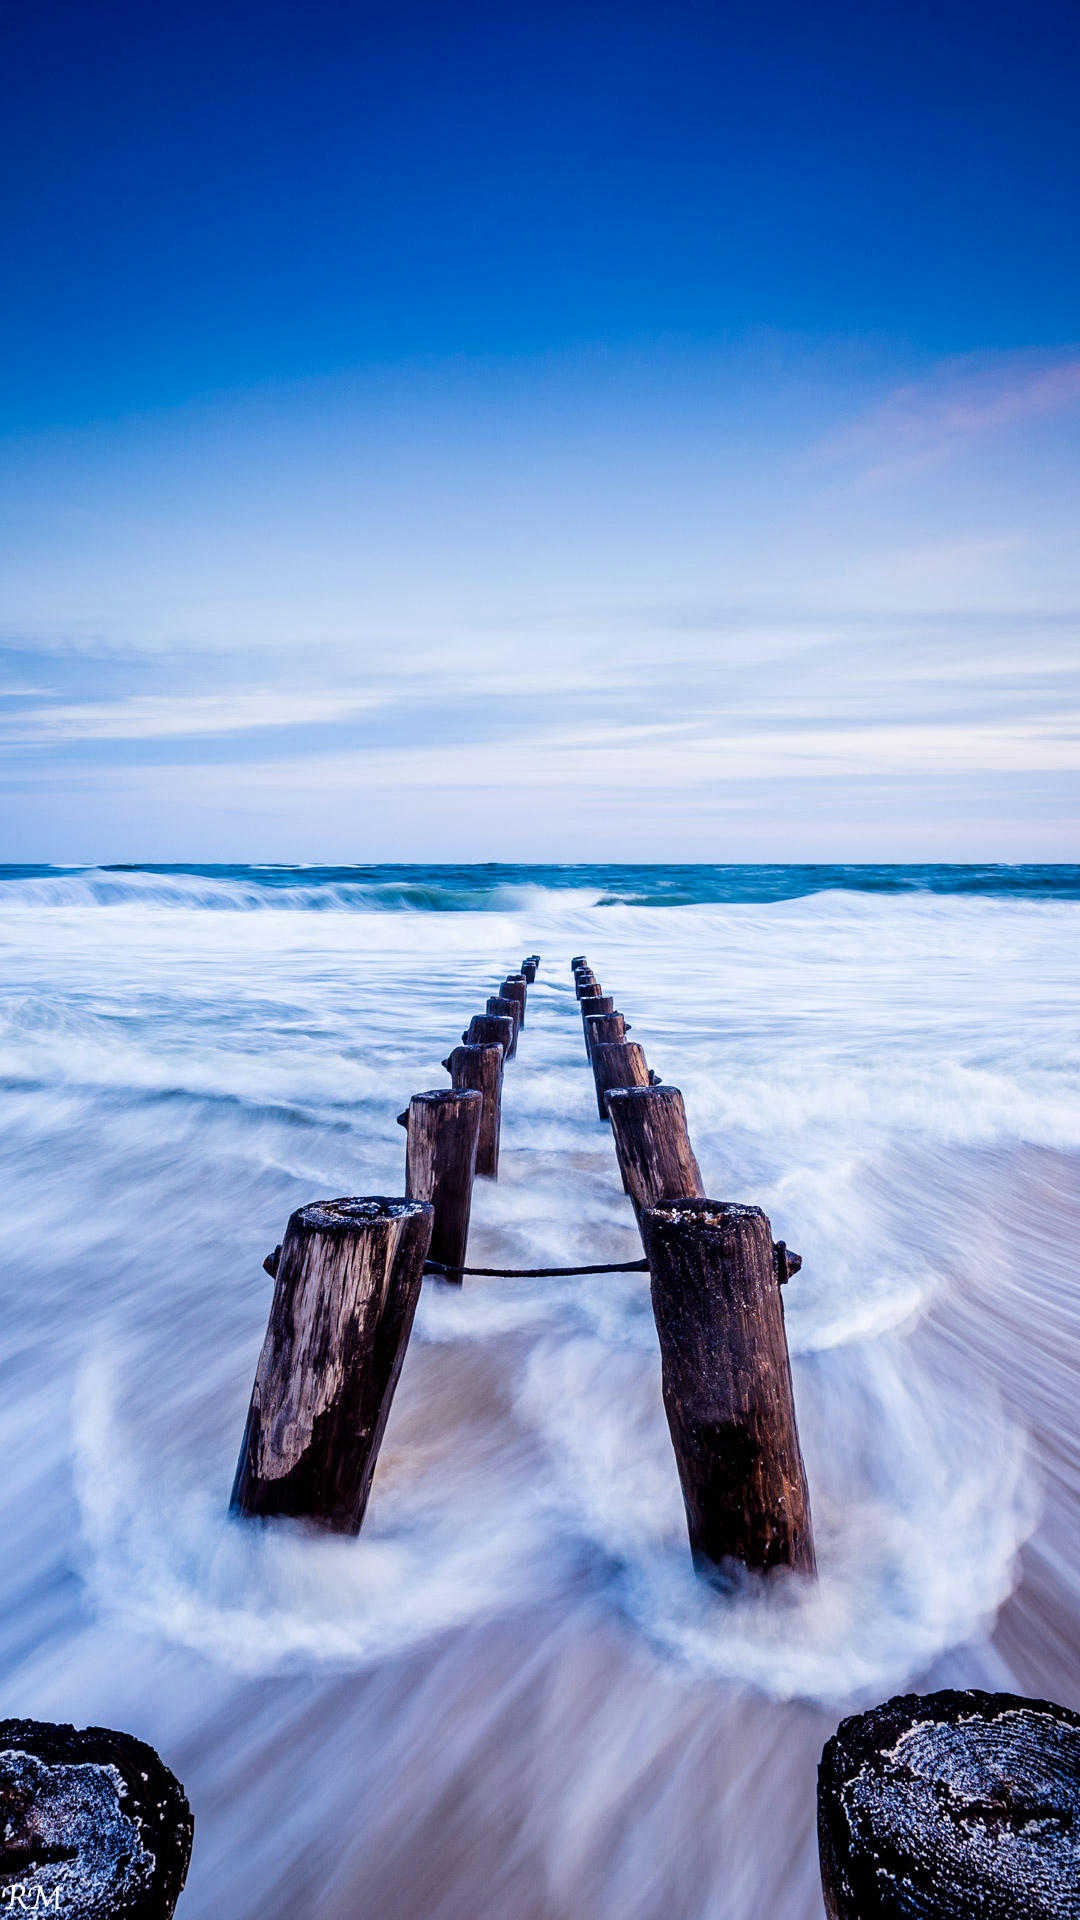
[1,0,1078,861]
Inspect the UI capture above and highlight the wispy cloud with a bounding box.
[828,354,1080,485]
[0,687,386,744]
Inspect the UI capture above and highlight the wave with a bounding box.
[0,861,1077,911]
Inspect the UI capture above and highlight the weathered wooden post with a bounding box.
[575,975,601,1000]
[400,1088,482,1274]
[580,993,615,1053]
[591,1037,652,1118]
[0,1719,193,1917]
[584,1010,629,1056]
[818,1688,1080,1919]
[487,994,520,1055]
[443,1042,503,1178]
[571,955,588,968]
[521,955,538,983]
[464,1011,514,1057]
[232,1196,433,1531]
[639,1197,815,1577]
[606,1085,704,1219]
[501,975,527,1027]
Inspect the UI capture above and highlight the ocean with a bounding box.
[1,863,1077,1917]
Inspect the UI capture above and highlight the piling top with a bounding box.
[819,1688,1080,1919]
[410,1088,483,1108]
[606,1083,683,1109]
[292,1197,433,1233]
[643,1197,767,1230]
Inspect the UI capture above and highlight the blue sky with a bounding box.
[2,0,1078,859]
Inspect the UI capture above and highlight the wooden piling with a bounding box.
[575,975,601,1000]
[0,1719,193,1918]
[605,1085,704,1219]
[501,975,527,1026]
[571,955,588,968]
[818,1689,1080,1920]
[639,1197,815,1578]
[487,994,520,1055]
[580,993,615,1052]
[231,1196,433,1531]
[584,1011,629,1056]
[402,1088,482,1273]
[443,1042,503,1178]
[464,1011,514,1058]
[591,1037,652,1118]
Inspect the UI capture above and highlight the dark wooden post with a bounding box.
[443,1042,503,1178]
[0,1719,193,1917]
[232,1196,433,1531]
[464,1011,514,1058]
[605,1085,704,1220]
[521,955,538,983]
[580,993,615,1053]
[487,994,520,1055]
[575,975,601,1000]
[401,1088,482,1272]
[571,955,588,968]
[501,976,527,1027]
[818,1689,1080,1920]
[639,1197,815,1577]
[584,1011,628,1057]
[591,1037,652,1118]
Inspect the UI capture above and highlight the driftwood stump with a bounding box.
[464,1011,514,1058]
[0,1720,193,1919]
[232,1197,433,1530]
[443,1042,503,1178]
[591,1038,652,1119]
[818,1688,1080,1919]
[639,1198,815,1577]
[486,995,520,1055]
[606,1085,704,1220]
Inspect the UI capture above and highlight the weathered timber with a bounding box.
[571,955,588,968]
[591,1038,652,1119]
[580,993,615,1053]
[575,976,602,1000]
[639,1197,815,1577]
[0,1719,193,1919]
[232,1197,433,1530]
[501,976,527,1026]
[443,1042,503,1178]
[605,1084,704,1221]
[585,1011,629,1057]
[521,958,537,983]
[464,1011,514,1058]
[404,1087,482,1272]
[818,1688,1080,1920]
[487,995,520,1055]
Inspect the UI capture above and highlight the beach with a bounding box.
[0,865,1077,1918]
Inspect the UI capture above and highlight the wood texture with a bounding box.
[463,1012,514,1058]
[231,1197,433,1531]
[500,976,527,1026]
[605,1084,704,1221]
[443,1042,503,1178]
[639,1197,815,1577]
[571,955,588,967]
[0,1718,193,1919]
[404,1088,482,1271]
[818,1688,1080,1919]
[521,957,538,983]
[486,995,520,1055]
[591,1038,652,1119]
[580,993,615,1052]
[575,975,601,1000]
[584,1011,628,1056]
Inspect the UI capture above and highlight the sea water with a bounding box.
[0,865,1077,1918]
